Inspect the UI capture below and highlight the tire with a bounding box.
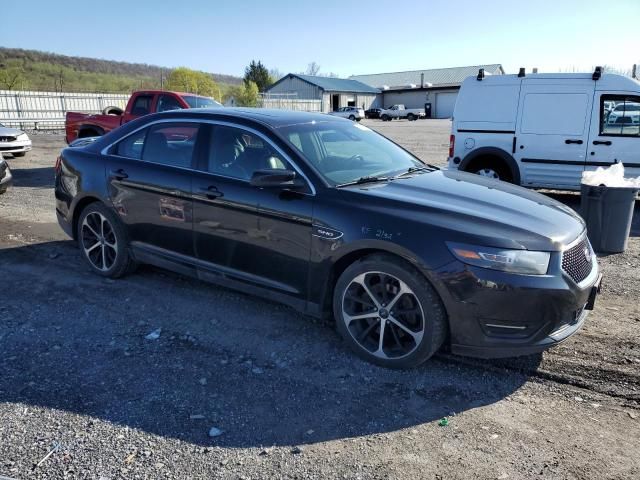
[348,115,356,121]
[78,128,101,138]
[381,114,390,121]
[76,202,134,278]
[102,106,124,116]
[12,152,26,157]
[407,113,416,121]
[467,157,513,183]
[333,254,447,369]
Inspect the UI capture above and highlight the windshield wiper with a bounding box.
[335,175,391,188]
[392,165,439,179]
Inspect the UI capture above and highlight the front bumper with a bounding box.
[0,140,32,155]
[435,245,601,359]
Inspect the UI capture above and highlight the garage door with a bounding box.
[435,92,458,118]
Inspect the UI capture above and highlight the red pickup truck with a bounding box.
[65,90,222,144]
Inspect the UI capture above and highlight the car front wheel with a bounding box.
[334,254,447,368]
[77,202,134,278]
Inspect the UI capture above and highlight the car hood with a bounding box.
[345,169,585,251]
[0,126,25,137]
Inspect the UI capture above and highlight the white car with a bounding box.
[328,106,364,121]
[607,102,640,126]
[0,123,32,158]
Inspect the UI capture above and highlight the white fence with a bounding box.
[0,90,130,130]
[258,93,322,112]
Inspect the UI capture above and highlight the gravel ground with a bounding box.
[0,120,639,480]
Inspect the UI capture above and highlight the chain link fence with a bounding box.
[0,90,129,130]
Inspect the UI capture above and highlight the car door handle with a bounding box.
[565,139,583,145]
[109,169,128,180]
[200,186,223,199]
[593,140,612,146]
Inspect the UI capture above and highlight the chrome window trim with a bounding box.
[100,117,317,195]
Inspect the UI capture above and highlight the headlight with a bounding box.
[17,133,29,141]
[447,242,550,275]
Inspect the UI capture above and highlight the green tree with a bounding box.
[237,81,259,107]
[165,67,220,99]
[0,65,26,90]
[243,60,272,92]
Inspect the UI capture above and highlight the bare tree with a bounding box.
[306,62,321,76]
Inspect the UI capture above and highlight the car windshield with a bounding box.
[181,95,223,108]
[279,121,425,186]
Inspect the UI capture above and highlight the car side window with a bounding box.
[157,95,184,113]
[115,128,148,159]
[600,95,640,137]
[130,95,153,116]
[205,125,288,181]
[141,123,200,168]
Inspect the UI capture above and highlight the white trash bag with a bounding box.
[581,163,640,188]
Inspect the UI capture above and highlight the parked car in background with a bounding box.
[328,106,364,121]
[0,159,12,194]
[606,101,640,126]
[448,68,640,189]
[65,90,223,144]
[380,104,425,121]
[0,123,32,158]
[365,107,383,119]
[55,108,600,368]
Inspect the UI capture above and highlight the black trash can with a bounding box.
[424,103,432,118]
[580,184,638,253]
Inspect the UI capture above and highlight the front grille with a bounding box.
[0,136,17,142]
[562,237,593,283]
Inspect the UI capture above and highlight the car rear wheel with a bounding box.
[77,202,134,278]
[334,254,447,368]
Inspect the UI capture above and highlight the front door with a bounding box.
[192,123,313,299]
[587,93,640,178]
[515,78,595,188]
[105,121,201,257]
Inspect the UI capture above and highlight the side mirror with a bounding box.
[250,169,306,189]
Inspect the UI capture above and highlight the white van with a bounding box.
[448,68,640,189]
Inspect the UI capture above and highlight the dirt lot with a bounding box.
[1,119,639,480]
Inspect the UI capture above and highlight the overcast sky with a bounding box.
[2,0,638,78]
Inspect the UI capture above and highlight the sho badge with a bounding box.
[312,225,343,240]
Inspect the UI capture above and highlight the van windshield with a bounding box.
[279,121,425,186]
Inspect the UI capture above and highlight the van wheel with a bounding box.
[333,254,447,369]
[468,158,513,183]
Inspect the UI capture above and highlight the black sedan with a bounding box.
[365,108,383,119]
[0,159,12,195]
[55,109,601,368]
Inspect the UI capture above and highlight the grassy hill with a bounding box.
[0,47,243,95]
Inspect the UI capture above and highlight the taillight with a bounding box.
[448,134,455,158]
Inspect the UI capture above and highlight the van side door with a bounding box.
[514,79,594,189]
[587,93,640,177]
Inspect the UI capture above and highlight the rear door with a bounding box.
[515,78,594,188]
[587,93,640,177]
[105,121,201,257]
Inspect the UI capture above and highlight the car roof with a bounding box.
[153,107,347,128]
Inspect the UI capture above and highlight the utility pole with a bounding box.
[160,68,164,90]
